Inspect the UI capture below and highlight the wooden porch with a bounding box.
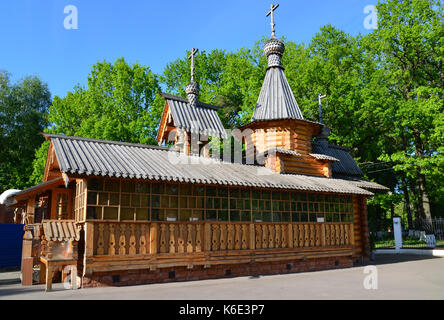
[83,221,354,274]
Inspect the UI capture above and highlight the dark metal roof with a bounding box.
[252,67,304,121]
[160,92,227,139]
[45,134,373,196]
[312,142,363,177]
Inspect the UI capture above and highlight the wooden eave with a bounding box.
[43,140,62,182]
[14,178,65,201]
[156,101,175,145]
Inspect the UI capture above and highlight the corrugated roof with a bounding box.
[42,220,80,241]
[45,134,373,196]
[160,93,227,139]
[252,67,304,121]
[312,142,364,177]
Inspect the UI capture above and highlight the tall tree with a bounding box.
[0,71,51,191]
[30,57,161,184]
[365,0,443,222]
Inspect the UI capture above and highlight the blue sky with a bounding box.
[0,0,377,98]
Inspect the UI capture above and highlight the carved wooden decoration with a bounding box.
[335,224,340,245]
[325,224,330,246]
[255,225,262,249]
[119,224,126,255]
[178,224,185,253]
[211,224,218,251]
[281,224,287,248]
[129,224,136,255]
[159,224,167,253]
[309,224,315,247]
[227,224,234,250]
[139,224,147,254]
[293,224,299,248]
[195,224,202,252]
[298,224,304,247]
[241,224,248,249]
[304,224,309,247]
[268,224,274,248]
[219,224,226,250]
[274,224,281,248]
[234,224,241,250]
[262,224,268,249]
[339,224,344,245]
[187,224,194,253]
[169,224,176,253]
[97,224,105,255]
[315,224,321,247]
[108,224,116,256]
[344,225,349,245]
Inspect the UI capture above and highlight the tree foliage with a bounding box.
[0,71,51,190]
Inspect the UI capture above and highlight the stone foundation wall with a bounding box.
[82,256,354,288]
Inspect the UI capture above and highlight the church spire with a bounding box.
[252,4,304,121]
[186,48,199,107]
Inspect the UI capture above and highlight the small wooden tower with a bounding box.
[241,4,337,177]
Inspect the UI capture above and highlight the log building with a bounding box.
[12,4,388,290]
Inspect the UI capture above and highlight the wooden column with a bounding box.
[83,222,94,276]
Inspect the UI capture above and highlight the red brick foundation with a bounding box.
[82,256,354,288]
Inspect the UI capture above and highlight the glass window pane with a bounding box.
[230,210,240,221]
[152,182,164,194]
[206,186,216,197]
[253,211,262,222]
[206,210,217,221]
[217,187,228,197]
[180,209,192,221]
[241,211,250,222]
[273,212,281,222]
[151,195,160,208]
[141,196,149,207]
[87,192,97,205]
[121,194,130,207]
[281,212,290,222]
[104,207,118,220]
[120,208,134,221]
[166,184,178,195]
[263,211,271,222]
[136,208,148,220]
[170,196,178,208]
[105,180,119,192]
[86,206,98,219]
[131,194,140,207]
[261,190,271,200]
[166,209,178,221]
[300,213,308,222]
[121,181,135,193]
[88,178,102,191]
[229,188,239,198]
[194,186,205,196]
[151,209,162,221]
[291,212,299,222]
[180,184,192,195]
[218,210,228,221]
[110,193,119,205]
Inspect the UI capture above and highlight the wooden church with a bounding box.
[12,4,388,290]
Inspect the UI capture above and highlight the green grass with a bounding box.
[375,237,444,249]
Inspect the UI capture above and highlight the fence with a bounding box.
[401,217,444,249]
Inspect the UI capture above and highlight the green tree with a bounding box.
[365,0,443,222]
[30,57,161,184]
[0,71,51,191]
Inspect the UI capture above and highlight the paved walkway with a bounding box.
[0,254,443,300]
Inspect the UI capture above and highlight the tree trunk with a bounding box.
[401,177,413,229]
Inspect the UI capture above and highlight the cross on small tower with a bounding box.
[266,3,279,38]
[313,93,327,123]
[188,48,199,82]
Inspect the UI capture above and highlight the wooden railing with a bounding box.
[88,221,353,256]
